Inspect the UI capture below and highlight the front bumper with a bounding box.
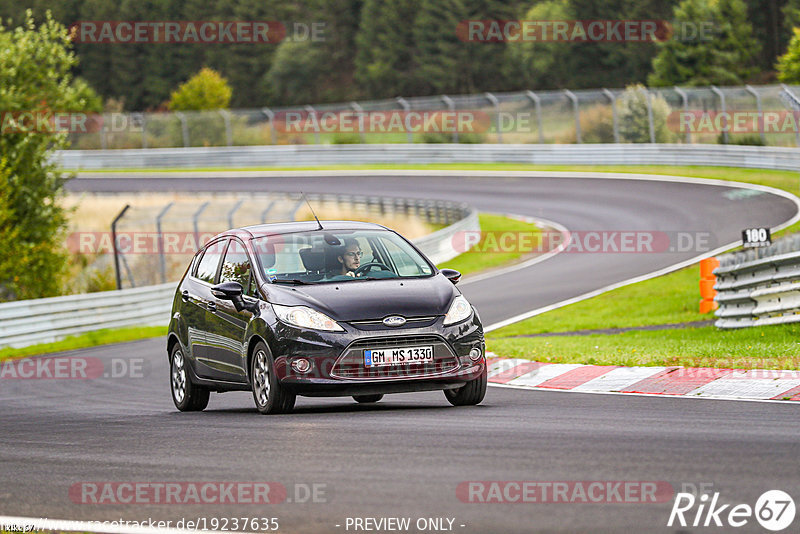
[270,312,485,397]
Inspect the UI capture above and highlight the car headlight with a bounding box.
[444,295,473,326]
[272,304,344,332]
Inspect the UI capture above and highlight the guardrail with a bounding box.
[55,144,800,171]
[714,235,800,329]
[0,283,175,348]
[0,200,478,349]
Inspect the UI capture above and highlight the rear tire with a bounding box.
[444,372,486,406]
[353,394,383,403]
[250,342,296,415]
[170,344,210,412]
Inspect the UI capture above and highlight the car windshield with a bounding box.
[251,229,434,284]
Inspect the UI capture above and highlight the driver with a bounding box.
[336,238,362,277]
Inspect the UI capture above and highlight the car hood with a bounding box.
[263,274,458,322]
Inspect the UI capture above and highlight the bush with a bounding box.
[722,134,766,146]
[580,105,616,144]
[168,68,232,111]
[777,27,800,83]
[618,85,675,143]
[0,11,97,301]
[419,131,485,144]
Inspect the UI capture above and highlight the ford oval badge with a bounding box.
[383,315,406,327]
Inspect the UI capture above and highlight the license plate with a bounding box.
[364,346,434,367]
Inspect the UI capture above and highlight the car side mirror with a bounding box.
[211,281,249,312]
[440,268,462,285]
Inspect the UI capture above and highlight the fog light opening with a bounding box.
[469,348,482,362]
[291,358,312,373]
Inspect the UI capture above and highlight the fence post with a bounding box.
[674,86,691,144]
[111,204,131,290]
[745,85,765,145]
[396,97,413,143]
[155,202,173,284]
[525,91,544,143]
[175,111,190,147]
[711,86,728,144]
[602,88,619,143]
[137,113,147,148]
[304,105,321,144]
[639,87,656,143]
[484,92,502,143]
[261,107,277,145]
[564,89,581,143]
[193,201,210,245]
[219,109,233,146]
[441,95,458,143]
[350,101,366,143]
[780,84,800,147]
[227,198,245,228]
[260,199,276,223]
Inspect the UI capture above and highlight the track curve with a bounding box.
[1,171,797,533]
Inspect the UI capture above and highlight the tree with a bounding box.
[508,0,573,89]
[412,0,468,95]
[168,68,233,110]
[777,27,800,81]
[649,0,759,86]
[265,39,327,105]
[0,11,101,300]
[354,0,420,98]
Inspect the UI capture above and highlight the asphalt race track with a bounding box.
[2,172,799,533]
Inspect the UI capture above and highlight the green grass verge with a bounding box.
[438,213,541,277]
[487,265,707,337]
[0,326,165,362]
[488,325,800,370]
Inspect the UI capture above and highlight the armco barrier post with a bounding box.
[699,257,720,314]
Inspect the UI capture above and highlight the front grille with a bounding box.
[332,335,459,380]
[348,316,439,330]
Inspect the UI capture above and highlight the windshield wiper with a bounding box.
[271,278,313,285]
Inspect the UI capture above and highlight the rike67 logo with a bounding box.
[668,490,795,531]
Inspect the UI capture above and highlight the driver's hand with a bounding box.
[346,271,355,277]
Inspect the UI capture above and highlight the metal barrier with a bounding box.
[55,143,800,171]
[715,235,800,328]
[0,283,175,348]
[0,201,477,349]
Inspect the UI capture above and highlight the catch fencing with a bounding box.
[0,196,477,348]
[62,84,800,150]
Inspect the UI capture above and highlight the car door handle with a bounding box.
[206,301,216,312]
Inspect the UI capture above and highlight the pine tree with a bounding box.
[412,0,468,95]
[354,0,420,98]
[649,0,759,86]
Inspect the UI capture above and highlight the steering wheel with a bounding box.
[354,262,392,276]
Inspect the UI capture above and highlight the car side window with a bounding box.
[195,240,226,283]
[219,239,252,291]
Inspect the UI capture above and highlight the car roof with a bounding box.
[229,220,388,240]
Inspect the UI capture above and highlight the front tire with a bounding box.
[170,344,210,412]
[444,371,487,406]
[250,342,296,415]
[353,394,383,403]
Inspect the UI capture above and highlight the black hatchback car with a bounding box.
[167,221,486,414]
